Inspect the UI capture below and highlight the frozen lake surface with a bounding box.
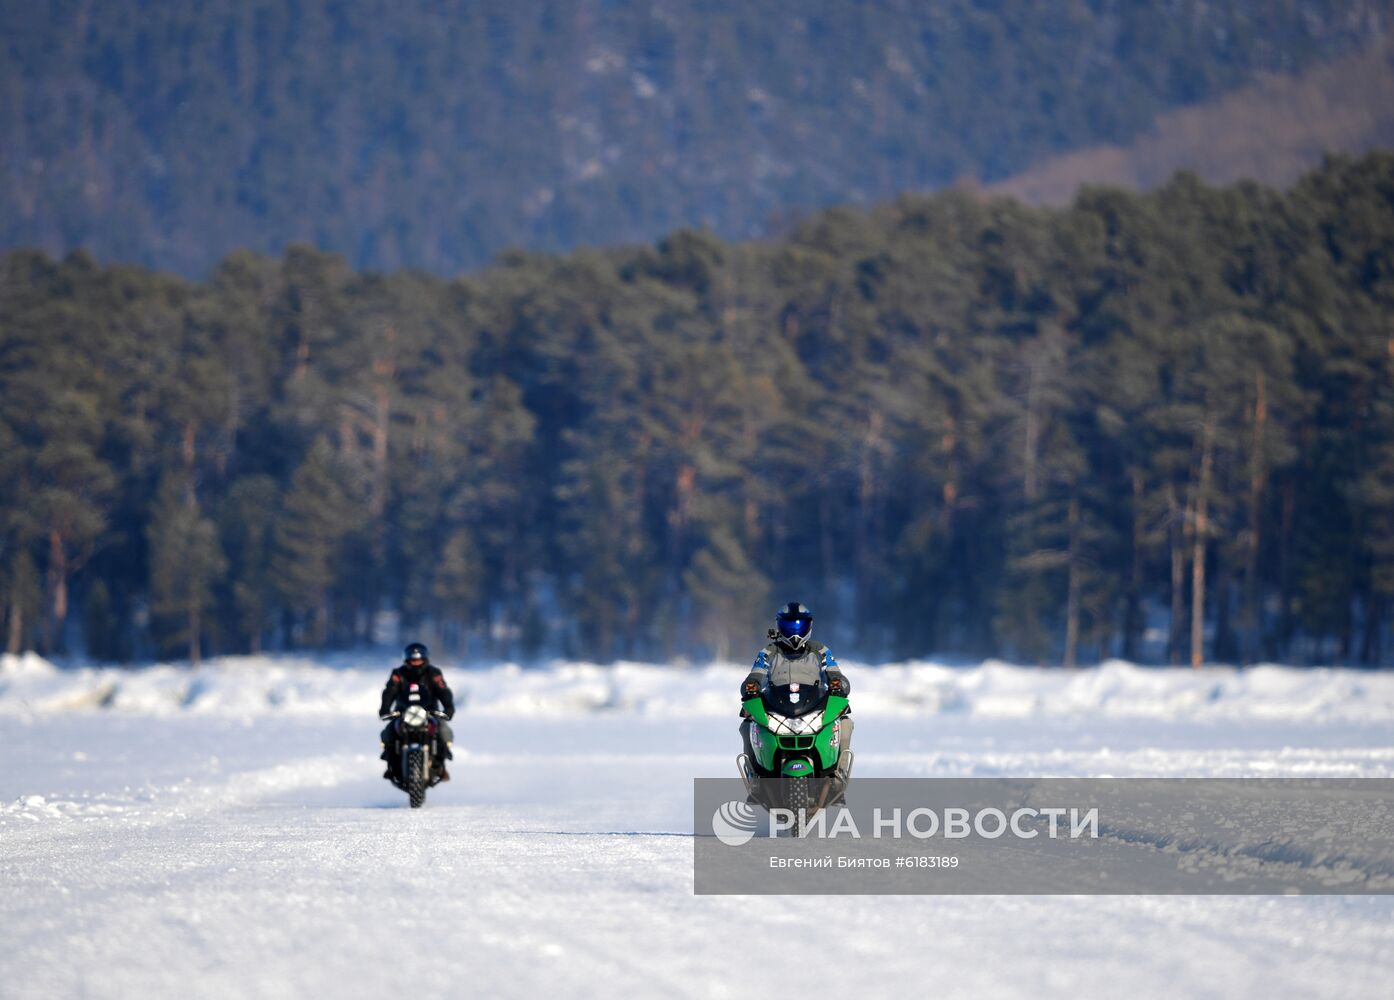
[3,654,1393,999]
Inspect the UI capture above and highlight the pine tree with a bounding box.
[271,438,363,646]
[147,479,227,664]
[2,549,40,656]
[683,523,771,663]
[219,476,282,654]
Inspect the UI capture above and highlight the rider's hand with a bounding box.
[828,676,846,695]
[741,679,760,699]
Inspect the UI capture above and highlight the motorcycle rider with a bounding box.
[379,642,455,782]
[739,602,853,783]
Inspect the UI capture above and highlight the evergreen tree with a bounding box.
[219,476,282,654]
[147,478,227,664]
[271,438,364,646]
[683,523,771,663]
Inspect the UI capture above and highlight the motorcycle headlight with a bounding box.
[402,705,429,727]
[764,711,823,736]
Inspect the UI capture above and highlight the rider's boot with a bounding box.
[829,715,855,806]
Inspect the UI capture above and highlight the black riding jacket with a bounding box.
[379,662,455,718]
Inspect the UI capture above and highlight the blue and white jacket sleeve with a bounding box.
[821,647,850,695]
[740,649,771,696]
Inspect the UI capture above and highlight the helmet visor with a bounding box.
[776,615,812,639]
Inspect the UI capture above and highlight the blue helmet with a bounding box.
[774,602,813,650]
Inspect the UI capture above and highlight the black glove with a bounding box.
[828,675,847,696]
[741,678,761,699]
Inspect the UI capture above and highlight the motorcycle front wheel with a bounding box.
[406,748,427,809]
[785,775,812,836]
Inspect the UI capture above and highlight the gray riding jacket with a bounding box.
[745,640,849,695]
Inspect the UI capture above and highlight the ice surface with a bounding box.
[1,654,1392,998]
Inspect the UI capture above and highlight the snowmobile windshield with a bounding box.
[762,680,827,718]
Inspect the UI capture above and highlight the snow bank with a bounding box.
[4,652,1394,722]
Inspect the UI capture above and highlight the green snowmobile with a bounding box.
[738,673,853,834]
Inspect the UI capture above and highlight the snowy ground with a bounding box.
[3,654,1393,999]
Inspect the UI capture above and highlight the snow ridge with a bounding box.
[4,653,1394,722]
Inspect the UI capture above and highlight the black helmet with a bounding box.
[404,642,429,663]
[774,602,813,651]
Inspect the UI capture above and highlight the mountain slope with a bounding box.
[2,0,1388,275]
[994,35,1394,203]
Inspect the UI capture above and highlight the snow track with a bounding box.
[2,658,1393,998]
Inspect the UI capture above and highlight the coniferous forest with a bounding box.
[4,154,1394,667]
[3,0,1386,276]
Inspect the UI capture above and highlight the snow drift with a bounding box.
[4,652,1393,723]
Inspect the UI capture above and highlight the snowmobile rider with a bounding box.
[379,642,455,781]
[739,602,853,777]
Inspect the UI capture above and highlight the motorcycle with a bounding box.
[737,672,853,835]
[384,704,449,808]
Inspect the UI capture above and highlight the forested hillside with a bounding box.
[1,0,1388,275]
[3,155,1394,666]
[995,35,1394,202]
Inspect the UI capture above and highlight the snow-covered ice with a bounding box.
[2,653,1392,998]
